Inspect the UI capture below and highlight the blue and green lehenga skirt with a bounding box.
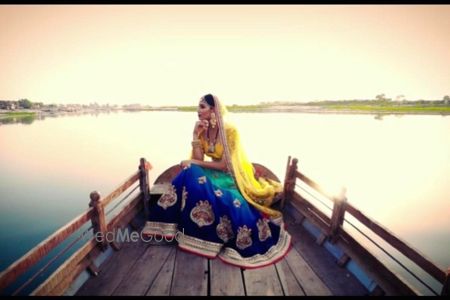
[143,164,291,269]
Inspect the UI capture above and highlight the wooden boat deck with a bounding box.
[4,158,447,296]
[75,213,368,296]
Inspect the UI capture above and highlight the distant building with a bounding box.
[32,102,43,109]
[0,100,16,110]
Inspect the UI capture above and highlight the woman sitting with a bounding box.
[143,94,291,269]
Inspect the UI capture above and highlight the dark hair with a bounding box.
[203,94,215,107]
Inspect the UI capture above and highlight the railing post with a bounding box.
[442,268,450,296]
[89,191,108,251]
[282,156,298,209]
[139,158,152,220]
[329,187,347,243]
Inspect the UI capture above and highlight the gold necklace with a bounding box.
[207,126,219,153]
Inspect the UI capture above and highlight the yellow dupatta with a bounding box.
[213,96,283,219]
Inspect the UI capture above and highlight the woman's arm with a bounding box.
[191,121,208,160]
[180,158,227,172]
[191,135,204,161]
[182,120,230,172]
[191,158,227,172]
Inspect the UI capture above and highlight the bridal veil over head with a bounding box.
[210,95,283,218]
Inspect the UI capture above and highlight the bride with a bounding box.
[142,94,291,269]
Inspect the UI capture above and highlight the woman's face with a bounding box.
[197,99,213,120]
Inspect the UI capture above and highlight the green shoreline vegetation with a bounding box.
[1,112,37,117]
[174,94,450,114]
[322,104,450,113]
[176,102,450,114]
[0,112,37,125]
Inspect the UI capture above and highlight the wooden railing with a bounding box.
[282,156,449,296]
[0,158,152,296]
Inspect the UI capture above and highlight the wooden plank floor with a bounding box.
[76,214,368,296]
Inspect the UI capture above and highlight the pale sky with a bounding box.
[1,5,449,106]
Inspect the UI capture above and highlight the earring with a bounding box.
[210,112,217,128]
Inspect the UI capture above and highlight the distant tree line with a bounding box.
[0,99,120,111]
[2,94,449,111]
[260,94,450,106]
[0,99,43,110]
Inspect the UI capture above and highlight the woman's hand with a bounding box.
[193,120,209,137]
[180,160,192,169]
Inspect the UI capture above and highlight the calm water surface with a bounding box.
[0,111,449,294]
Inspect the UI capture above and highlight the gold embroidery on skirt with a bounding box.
[142,221,178,237]
[177,233,222,257]
[236,225,253,250]
[181,186,187,211]
[233,199,241,208]
[197,176,207,184]
[214,189,223,197]
[216,215,234,243]
[257,218,272,242]
[157,185,177,210]
[190,200,215,227]
[219,225,291,268]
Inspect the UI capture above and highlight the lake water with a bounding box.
[0,111,449,295]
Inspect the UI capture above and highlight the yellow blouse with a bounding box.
[199,134,224,160]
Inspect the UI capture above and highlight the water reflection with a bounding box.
[0,111,449,295]
[0,114,37,125]
[0,110,121,125]
[374,113,384,120]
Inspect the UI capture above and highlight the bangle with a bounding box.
[191,139,201,148]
